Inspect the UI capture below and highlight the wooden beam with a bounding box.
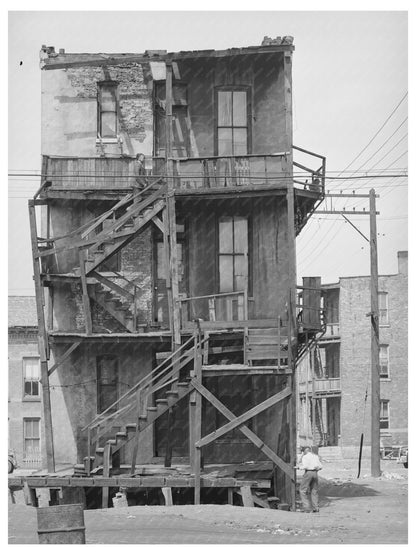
[28,201,55,473]
[152,215,165,233]
[78,250,93,335]
[193,330,203,504]
[240,486,254,507]
[195,386,291,448]
[190,379,293,478]
[162,487,173,506]
[48,341,82,376]
[166,62,181,350]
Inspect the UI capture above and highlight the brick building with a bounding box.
[8,296,43,469]
[298,251,408,458]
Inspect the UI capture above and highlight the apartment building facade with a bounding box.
[298,251,408,458]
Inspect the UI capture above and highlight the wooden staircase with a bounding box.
[72,187,166,277]
[77,335,205,476]
[89,280,135,332]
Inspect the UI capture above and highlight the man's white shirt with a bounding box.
[299,452,322,471]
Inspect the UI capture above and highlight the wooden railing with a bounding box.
[171,153,289,190]
[41,149,326,194]
[299,377,341,395]
[81,334,207,473]
[178,291,248,328]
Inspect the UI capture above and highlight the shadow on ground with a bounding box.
[317,477,379,508]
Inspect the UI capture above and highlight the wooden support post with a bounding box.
[162,487,173,506]
[370,188,381,477]
[193,326,203,505]
[240,486,254,507]
[164,407,175,468]
[102,443,111,508]
[284,47,297,511]
[79,250,93,335]
[312,348,316,446]
[28,201,55,473]
[165,61,181,351]
[227,488,234,505]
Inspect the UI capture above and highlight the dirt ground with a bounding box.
[8,459,408,544]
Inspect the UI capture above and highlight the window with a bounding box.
[378,292,388,325]
[23,357,40,398]
[379,345,389,379]
[219,216,248,292]
[380,400,390,429]
[24,418,41,459]
[98,81,118,139]
[216,89,250,156]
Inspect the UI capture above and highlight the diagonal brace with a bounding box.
[48,341,82,377]
[195,384,291,447]
[191,379,293,478]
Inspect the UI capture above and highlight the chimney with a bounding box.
[397,251,408,275]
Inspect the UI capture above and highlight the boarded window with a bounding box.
[379,344,389,379]
[219,216,248,293]
[217,89,249,156]
[24,418,40,459]
[380,400,390,429]
[23,357,40,397]
[98,82,118,138]
[378,292,388,325]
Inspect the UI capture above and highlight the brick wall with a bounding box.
[8,331,43,468]
[339,266,408,456]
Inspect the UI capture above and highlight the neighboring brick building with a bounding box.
[298,251,408,458]
[8,296,43,469]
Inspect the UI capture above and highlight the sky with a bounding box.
[7,9,409,295]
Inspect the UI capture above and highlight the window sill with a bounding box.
[22,397,41,403]
[380,378,391,382]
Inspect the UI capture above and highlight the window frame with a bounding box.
[23,417,41,460]
[379,344,390,380]
[214,86,252,156]
[22,357,41,401]
[97,80,119,141]
[380,399,390,430]
[217,215,250,294]
[378,291,389,326]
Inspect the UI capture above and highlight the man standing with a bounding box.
[297,446,322,512]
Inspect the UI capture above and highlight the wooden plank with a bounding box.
[90,271,134,302]
[162,487,173,506]
[193,333,202,505]
[79,250,93,334]
[48,341,82,376]
[102,443,111,508]
[28,201,55,473]
[191,379,293,478]
[195,386,291,447]
[182,319,282,331]
[240,486,254,507]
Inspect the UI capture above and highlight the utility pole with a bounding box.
[314,190,381,475]
[369,188,380,477]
